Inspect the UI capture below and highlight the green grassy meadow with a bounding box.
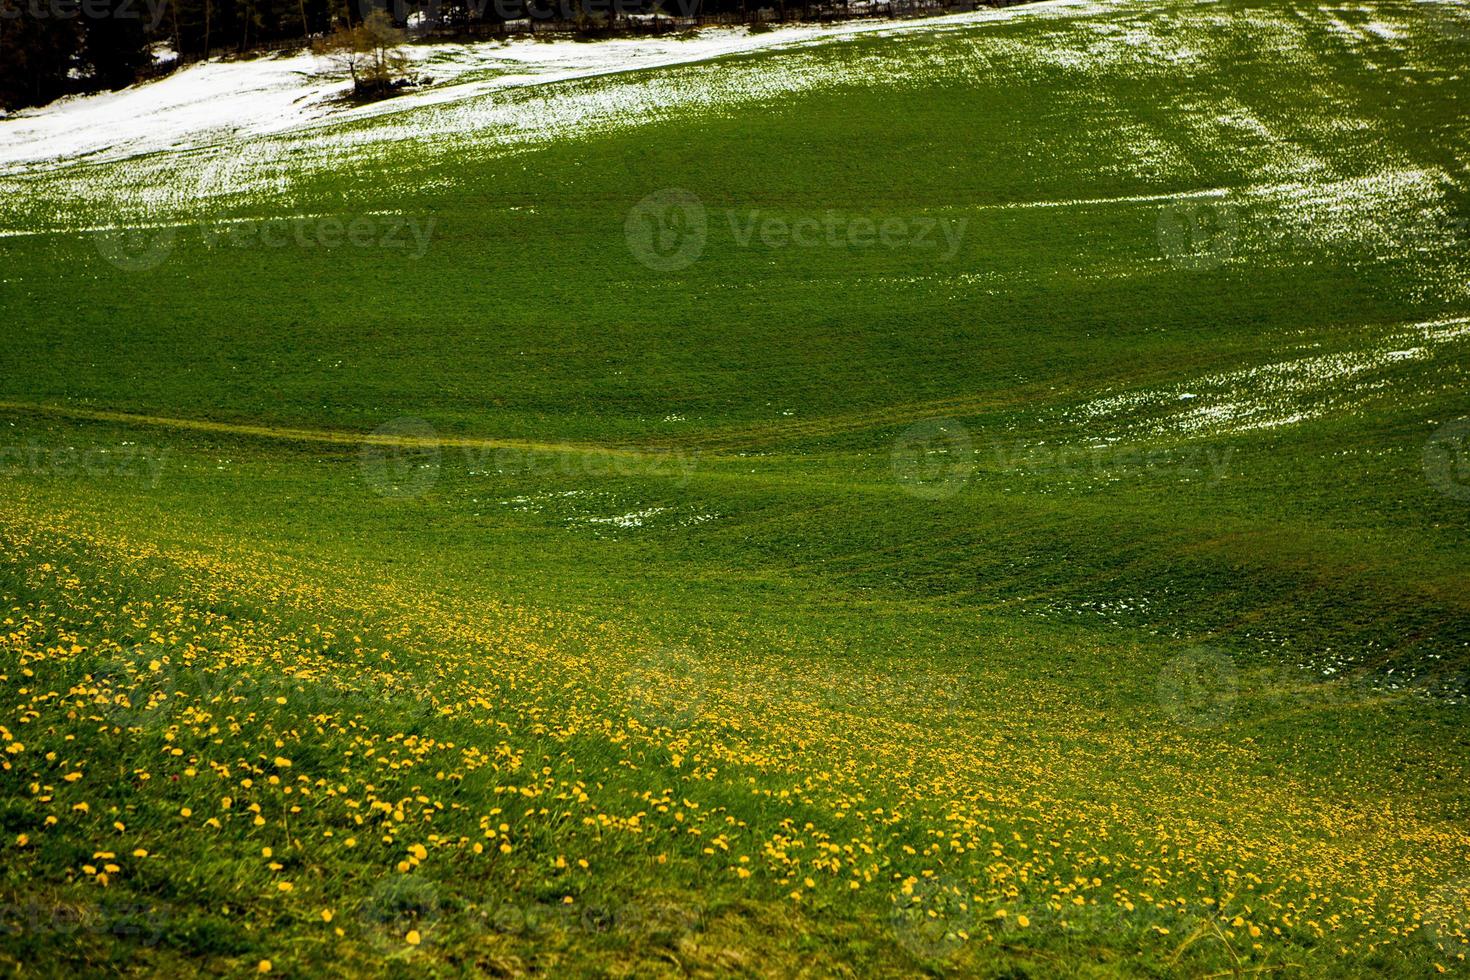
[2,0,1470,975]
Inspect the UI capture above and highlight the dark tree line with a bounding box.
[1,0,347,109]
[1,0,152,108]
[2,0,972,111]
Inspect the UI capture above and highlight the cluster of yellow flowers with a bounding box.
[1,500,1466,972]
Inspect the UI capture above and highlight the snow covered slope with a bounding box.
[0,1,1095,171]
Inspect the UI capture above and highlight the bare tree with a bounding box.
[316,11,410,97]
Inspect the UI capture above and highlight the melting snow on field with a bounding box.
[582,506,669,528]
[3,0,1467,252]
[1068,316,1470,438]
[0,0,1104,172]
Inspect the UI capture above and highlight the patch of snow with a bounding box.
[0,0,1103,172]
[1067,316,1470,438]
[496,489,591,510]
[581,506,668,528]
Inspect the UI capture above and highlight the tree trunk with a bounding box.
[170,0,182,62]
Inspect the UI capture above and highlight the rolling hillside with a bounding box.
[1,0,1469,975]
